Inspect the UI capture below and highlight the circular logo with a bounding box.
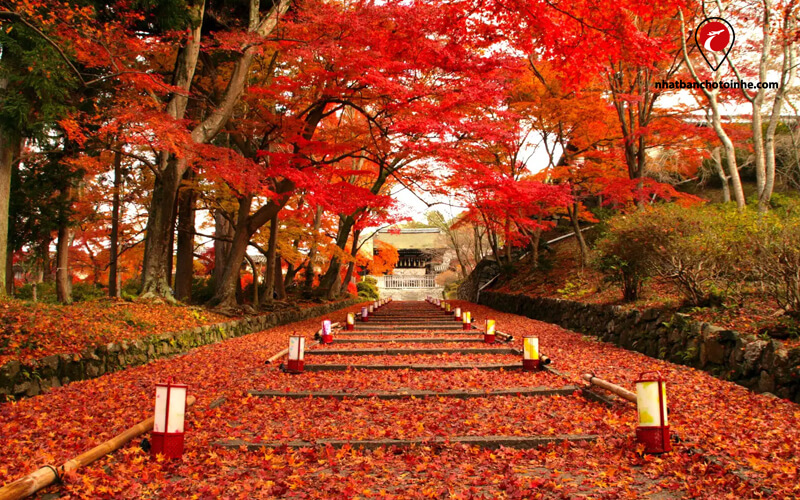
[698,21,731,52]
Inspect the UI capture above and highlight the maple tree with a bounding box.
[0,0,730,310]
[443,94,574,267]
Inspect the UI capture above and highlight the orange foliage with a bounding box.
[366,241,399,275]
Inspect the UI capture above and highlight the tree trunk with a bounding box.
[235,268,244,304]
[568,203,589,267]
[473,226,483,266]
[447,228,469,278]
[109,149,122,298]
[679,10,744,210]
[139,0,290,299]
[763,26,795,210]
[531,228,541,268]
[174,172,196,302]
[304,205,323,292]
[340,228,361,294]
[284,260,302,288]
[487,227,502,266]
[0,127,19,298]
[752,111,766,204]
[318,165,393,298]
[318,215,354,299]
[140,164,181,299]
[210,220,251,309]
[213,210,232,286]
[716,120,746,210]
[712,147,731,203]
[4,248,12,297]
[56,223,72,304]
[209,184,295,310]
[40,239,51,282]
[261,213,279,304]
[139,0,202,299]
[247,255,258,304]
[274,254,286,300]
[166,191,179,289]
[504,217,512,264]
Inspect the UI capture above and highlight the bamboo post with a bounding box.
[266,340,320,364]
[265,322,338,364]
[496,330,514,342]
[0,395,197,500]
[582,374,637,403]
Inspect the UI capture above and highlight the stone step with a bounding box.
[355,325,465,330]
[306,348,520,356]
[300,363,523,372]
[247,386,579,400]
[336,331,482,336]
[331,338,485,343]
[215,434,598,451]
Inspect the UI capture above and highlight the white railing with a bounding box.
[370,275,437,289]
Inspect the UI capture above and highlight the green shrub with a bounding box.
[593,214,652,301]
[191,276,216,304]
[71,282,106,302]
[594,204,746,305]
[242,281,269,304]
[443,280,461,299]
[751,216,800,316]
[16,281,106,303]
[15,282,56,302]
[121,278,140,297]
[357,277,379,300]
[557,276,592,300]
[585,206,615,247]
[592,201,800,310]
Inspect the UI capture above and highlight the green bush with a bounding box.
[16,281,106,303]
[443,280,461,299]
[191,276,216,304]
[15,282,55,302]
[71,282,106,302]
[593,202,800,311]
[357,277,379,300]
[751,216,800,316]
[594,204,745,304]
[593,216,651,301]
[121,278,140,300]
[242,281,270,304]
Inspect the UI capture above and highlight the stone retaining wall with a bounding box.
[479,291,800,403]
[0,298,361,399]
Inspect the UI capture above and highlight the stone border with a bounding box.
[0,298,362,399]
[479,291,800,403]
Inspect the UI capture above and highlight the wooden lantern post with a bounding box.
[151,379,188,459]
[635,371,671,454]
[286,336,305,374]
[523,336,540,371]
[484,319,496,344]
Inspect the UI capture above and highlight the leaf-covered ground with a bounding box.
[212,394,615,443]
[0,298,348,366]
[0,299,233,365]
[0,300,798,498]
